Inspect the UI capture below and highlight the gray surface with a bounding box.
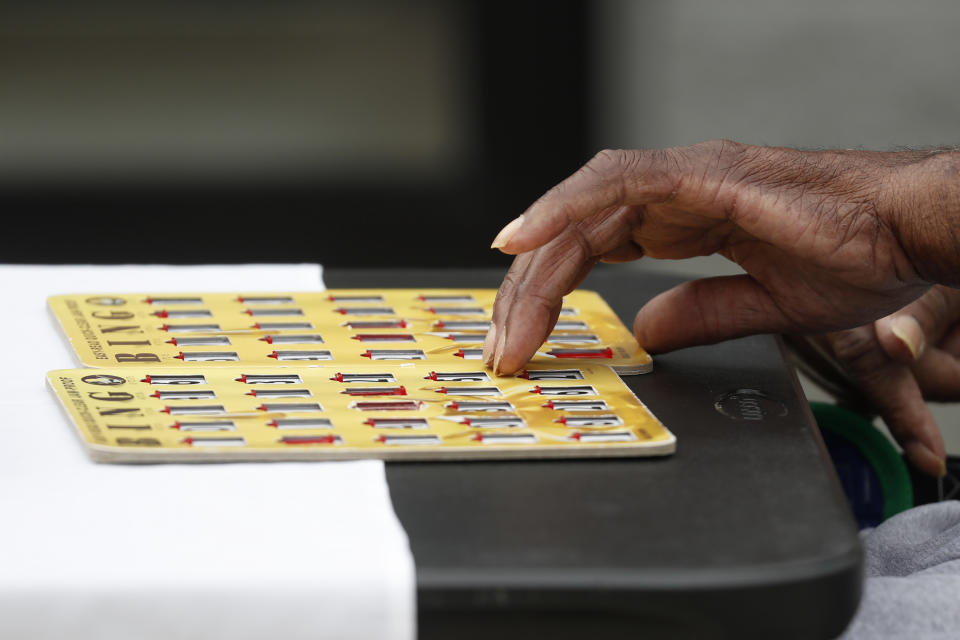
[325,266,862,639]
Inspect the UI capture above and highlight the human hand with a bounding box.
[789,286,960,477]
[485,142,959,375]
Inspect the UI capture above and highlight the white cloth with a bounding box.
[0,265,416,640]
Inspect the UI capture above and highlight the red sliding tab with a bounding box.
[545,347,613,359]
[279,435,341,445]
[340,386,407,397]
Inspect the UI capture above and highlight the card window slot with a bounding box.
[173,420,237,432]
[163,405,226,415]
[461,416,525,428]
[257,402,324,413]
[557,415,623,427]
[161,323,221,333]
[432,320,491,331]
[427,307,485,315]
[361,349,426,361]
[342,320,407,329]
[236,374,302,384]
[436,387,502,397]
[246,388,313,398]
[424,371,489,382]
[268,350,333,361]
[245,308,305,317]
[445,401,513,412]
[544,347,613,359]
[182,436,245,447]
[519,369,585,381]
[453,349,483,360]
[352,334,416,342]
[331,372,398,383]
[141,374,207,385]
[351,400,423,411]
[151,390,217,400]
[166,336,231,347]
[153,309,213,318]
[430,333,485,343]
[259,334,325,344]
[253,322,315,330]
[530,385,597,396]
[544,400,609,411]
[328,295,385,303]
[268,418,333,429]
[418,295,475,303]
[546,334,601,344]
[475,433,537,444]
[144,296,203,305]
[341,386,407,396]
[279,435,342,445]
[176,351,240,362]
[364,418,430,429]
[335,307,395,315]
[236,296,294,304]
[553,321,589,331]
[571,431,636,443]
[377,434,441,446]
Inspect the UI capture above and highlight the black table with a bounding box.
[325,265,862,640]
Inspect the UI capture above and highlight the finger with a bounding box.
[633,275,793,354]
[875,286,960,363]
[598,240,645,263]
[912,349,960,401]
[493,233,597,376]
[491,149,681,255]
[862,365,946,477]
[484,252,535,366]
[941,324,960,356]
[821,326,946,477]
[489,205,639,374]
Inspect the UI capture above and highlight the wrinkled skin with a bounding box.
[486,141,960,476]
[798,286,960,476]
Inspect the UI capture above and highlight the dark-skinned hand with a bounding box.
[485,141,960,475]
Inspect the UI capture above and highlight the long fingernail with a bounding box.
[482,324,497,367]
[903,440,946,477]
[891,315,925,360]
[492,327,507,376]
[490,215,525,250]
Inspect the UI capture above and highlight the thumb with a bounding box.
[634,275,792,353]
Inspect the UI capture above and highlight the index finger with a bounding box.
[490,148,681,255]
[491,230,598,375]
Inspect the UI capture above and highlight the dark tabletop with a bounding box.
[325,265,862,640]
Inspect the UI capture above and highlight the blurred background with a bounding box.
[3,1,960,448]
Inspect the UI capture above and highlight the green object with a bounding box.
[811,402,913,521]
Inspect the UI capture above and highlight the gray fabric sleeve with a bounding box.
[840,502,960,639]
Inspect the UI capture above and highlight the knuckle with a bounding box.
[588,149,631,175]
[826,327,886,376]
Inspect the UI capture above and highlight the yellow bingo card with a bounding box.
[47,364,675,463]
[48,289,652,374]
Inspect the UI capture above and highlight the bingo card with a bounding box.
[48,289,652,375]
[47,364,675,463]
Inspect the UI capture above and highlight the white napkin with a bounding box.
[0,264,415,640]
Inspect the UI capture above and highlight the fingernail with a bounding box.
[482,324,497,367]
[490,215,525,250]
[903,440,946,477]
[493,326,507,376]
[891,315,925,360]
